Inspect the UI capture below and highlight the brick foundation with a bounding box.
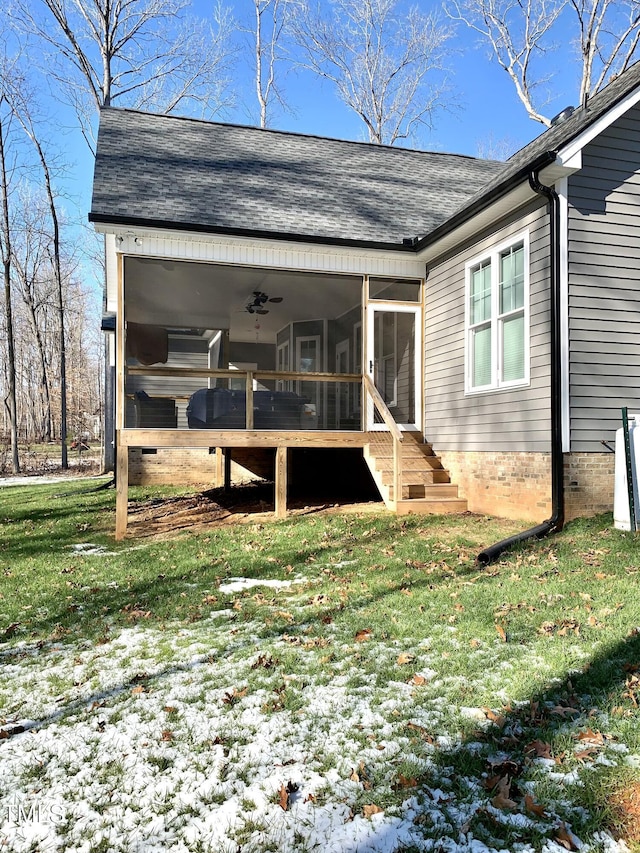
[437,450,552,522]
[128,444,616,521]
[564,452,615,520]
[128,447,274,486]
[437,450,615,522]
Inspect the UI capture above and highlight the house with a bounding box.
[90,60,640,539]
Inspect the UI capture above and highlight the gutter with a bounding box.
[477,169,565,565]
[88,213,418,254]
[414,151,557,254]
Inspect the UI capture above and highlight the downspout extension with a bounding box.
[477,167,565,565]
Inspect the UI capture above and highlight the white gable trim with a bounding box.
[99,224,424,276]
[99,224,425,312]
[557,83,640,166]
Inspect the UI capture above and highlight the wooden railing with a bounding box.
[363,374,403,509]
[126,365,362,431]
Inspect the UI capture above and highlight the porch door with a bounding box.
[366,305,421,431]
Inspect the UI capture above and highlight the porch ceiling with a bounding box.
[125,258,362,342]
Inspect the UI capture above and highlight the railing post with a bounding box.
[363,375,404,510]
[393,434,403,510]
[275,446,287,518]
[115,431,128,540]
[245,371,254,430]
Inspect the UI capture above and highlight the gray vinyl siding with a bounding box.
[567,103,640,452]
[424,200,551,452]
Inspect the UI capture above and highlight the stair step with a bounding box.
[388,483,459,499]
[380,468,450,485]
[364,431,464,515]
[368,437,433,453]
[375,453,444,469]
[395,498,468,516]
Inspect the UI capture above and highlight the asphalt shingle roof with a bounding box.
[90,60,640,249]
[90,110,504,246]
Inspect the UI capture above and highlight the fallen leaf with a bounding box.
[482,707,506,728]
[362,804,383,818]
[395,774,417,789]
[278,784,290,811]
[131,685,146,695]
[222,686,248,705]
[408,673,427,686]
[555,823,580,851]
[251,654,277,670]
[483,774,502,791]
[491,776,517,810]
[161,730,173,742]
[524,794,546,817]
[575,748,599,762]
[577,728,604,746]
[495,623,507,642]
[406,722,434,743]
[355,628,372,642]
[397,652,414,665]
[525,739,553,759]
[1,622,20,639]
[349,761,371,789]
[275,610,294,623]
[550,705,580,718]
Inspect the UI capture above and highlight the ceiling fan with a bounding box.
[245,291,283,314]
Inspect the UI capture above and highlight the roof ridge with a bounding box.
[100,105,500,164]
[506,57,640,163]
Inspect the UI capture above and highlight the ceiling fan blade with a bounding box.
[256,308,269,315]
[268,297,283,303]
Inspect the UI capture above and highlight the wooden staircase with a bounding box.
[364,431,468,516]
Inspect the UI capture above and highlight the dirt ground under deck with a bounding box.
[125,482,385,538]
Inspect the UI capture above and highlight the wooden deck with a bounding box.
[115,427,467,539]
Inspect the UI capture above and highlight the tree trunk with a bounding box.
[0,114,20,473]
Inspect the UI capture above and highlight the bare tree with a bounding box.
[19,119,69,467]
[13,0,236,147]
[570,0,640,105]
[0,61,71,469]
[11,188,55,444]
[252,0,292,128]
[293,0,454,145]
[448,0,640,127]
[0,103,19,472]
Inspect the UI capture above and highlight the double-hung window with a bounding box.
[466,233,529,393]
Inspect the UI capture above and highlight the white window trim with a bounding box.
[464,230,531,395]
[276,341,290,391]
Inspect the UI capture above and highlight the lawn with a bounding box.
[1,481,639,852]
